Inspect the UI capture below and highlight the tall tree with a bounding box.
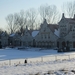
[39,4,48,20]
[62,1,75,18]
[18,10,27,29]
[46,5,59,24]
[39,4,59,24]
[6,13,20,34]
[16,10,27,34]
[26,8,37,30]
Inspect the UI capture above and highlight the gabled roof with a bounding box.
[10,33,15,37]
[0,32,8,37]
[32,30,39,37]
[59,13,75,25]
[54,29,59,37]
[9,33,21,38]
[48,24,59,32]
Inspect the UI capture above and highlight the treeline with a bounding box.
[4,1,75,34]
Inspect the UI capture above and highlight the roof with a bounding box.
[32,30,39,37]
[48,24,59,32]
[59,16,75,25]
[54,29,59,37]
[9,33,15,37]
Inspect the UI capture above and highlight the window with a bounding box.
[26,34,28,36]
[72,33,75,38]
[73,36,75,38]
[44,34,46,39]
[41,36,43,39]
[73,29,75,31]
[41,34,43,39]
[65,28,66,30]
[44,29,46,32]
[48,34,50,38]
[48,36,50,38]
[45,36,46,39]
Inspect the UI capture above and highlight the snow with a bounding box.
[0,48,75,75]
[54,29,59,37]
[10,33,15,37]
[0,48,57,60]
[32,31,39,37]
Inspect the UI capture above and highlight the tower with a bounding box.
[59,13,67,38]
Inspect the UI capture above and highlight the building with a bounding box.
[7,13,75,49]
[21,26,33,47]
[58,13,75,49]
[33,19,59,48]
[8,33,21,47]
[0,32,8,47]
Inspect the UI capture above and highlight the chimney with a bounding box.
[62,13,65,19]
[26,26,28,29]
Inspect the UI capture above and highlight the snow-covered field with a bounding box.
[0,47,57,60]
[0,47,75,75]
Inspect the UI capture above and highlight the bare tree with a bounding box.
[46,5,59,24]
[62,1,75,18]
[39,4,48,20]
[16,10,27,34]
[18,10,27,28]
[0,28,4,34]
[39,4,60,24]
[26,8,37,30]
[6,13,20,34]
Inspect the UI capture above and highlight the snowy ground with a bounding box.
[0,47,58,60]
[0,47,75,75]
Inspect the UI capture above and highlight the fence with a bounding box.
[0,53,75,66]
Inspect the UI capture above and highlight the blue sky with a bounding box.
[0,0,74,30]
